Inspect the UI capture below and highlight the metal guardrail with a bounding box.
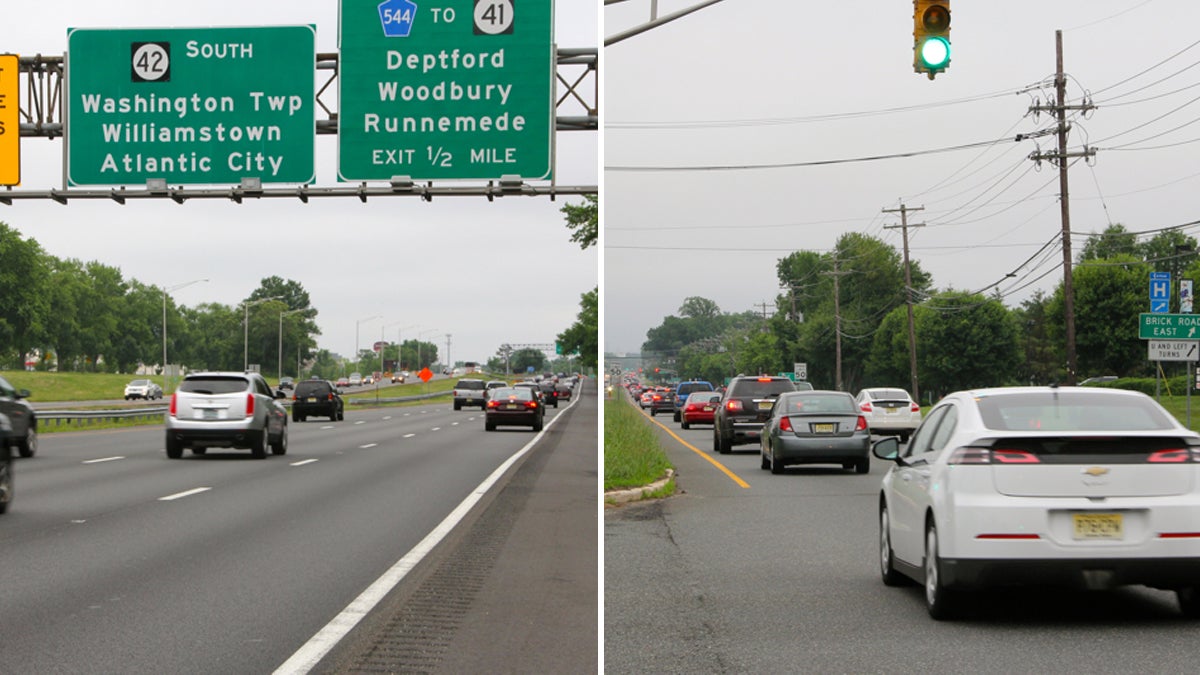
[38,392,450,427]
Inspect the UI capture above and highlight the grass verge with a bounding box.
[604,392,673,493]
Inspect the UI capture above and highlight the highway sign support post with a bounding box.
[337,0,554,181]
[66,26,316,186]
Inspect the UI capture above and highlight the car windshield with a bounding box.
[491,388,533,401]
[976,391,1176,431]
[129,380,150,386]
[457,380,486,390]
[779,392,856,414]
[179,376,249,395]
[734,379,795,397]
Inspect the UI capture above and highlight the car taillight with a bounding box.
[779,416,793,432]
[1148,449,1191,463]
[856,415,868,431]
[525,400,539,410]
[910,402,921,412]
[946,447,1041,464]
[726,399,744,413]
[860,402,873,413]
[169,393,177,416]
[246,393,255,416]
[327,393,335,401]
[292,394,298,402]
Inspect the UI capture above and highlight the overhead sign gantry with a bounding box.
[65,26,316,186]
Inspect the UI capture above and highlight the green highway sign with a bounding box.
[66,26,315,186]
[1139,313,1200,339]
[337,0,554,181]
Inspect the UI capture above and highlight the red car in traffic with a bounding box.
[680,391,723,429]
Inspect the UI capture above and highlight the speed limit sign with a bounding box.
[794,362,808,381]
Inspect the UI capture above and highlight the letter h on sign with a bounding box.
[1151,272,1171,313]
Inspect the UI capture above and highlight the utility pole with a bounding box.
[883,204,924,403]
[823,258,851,391]
[753,301,772,324]
[1029,30,1095,385]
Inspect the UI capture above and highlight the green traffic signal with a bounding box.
[919,36,951,69]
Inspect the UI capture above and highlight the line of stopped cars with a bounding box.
[629,373,1200,620]
[452,374,580,432]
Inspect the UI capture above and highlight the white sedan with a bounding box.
[873,386,1200,620]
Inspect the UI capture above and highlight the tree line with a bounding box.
[634,225,1199,401]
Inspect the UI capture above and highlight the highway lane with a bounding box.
[0,394,582,673]
[605,398,1200,674]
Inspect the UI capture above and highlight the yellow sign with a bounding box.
[0,54,18,185]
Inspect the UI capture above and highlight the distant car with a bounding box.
[538,380,559,408]
[484,387,545,432]
[362,374,374,385]
[513,381,542,403]
[0,376,37,458]
[391,372,406,383]
[680,391,722,429]
[348,372,363,386]
[555,380,574,403]
[453,378,489,410]
[335,376,350,389]
[639,390,655,409]
[713,375,797,453]
[485,380,509,396]
[165,371,288,459]
[292,379,344,422]
[672,380,714,422]
[648,388,674,416]
[873,386,1200,620]
[760,390,870,474]
[277,376,295,391]
[855,387,922,442]
[124,378,164,401]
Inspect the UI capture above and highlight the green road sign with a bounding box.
[66,26,315,186]
[337,0,554,181]
[1139,313,1200,339]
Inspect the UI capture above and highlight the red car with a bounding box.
[680,391,723,429]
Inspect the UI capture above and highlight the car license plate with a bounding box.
[202,409,219,420]
[812,423,835,434]
[885,407,897,414]
[306,397,317,403]
[757,400,774,411]
[702,406,714,412]
[505,404,519,410]
[1073,513,1123,540]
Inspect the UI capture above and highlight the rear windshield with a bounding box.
[779,393,857,414]
[295,381,332,396]
[456,380,486,390]
[976,391,1176,431]
[688,392,722,404]
[491,388,534,401]
[869,389,910,401]
[179,376,249,395]
[731,378,795,398]
[678,382,713,396]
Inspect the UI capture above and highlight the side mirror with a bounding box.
[872,436,901,461]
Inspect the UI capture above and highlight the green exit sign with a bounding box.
[1139,313,1200,339]
[337,0,554,181]
[66,26,316,186]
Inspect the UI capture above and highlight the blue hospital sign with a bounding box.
[1151,272,1171,313]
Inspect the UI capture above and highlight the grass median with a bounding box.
[604,390,674,501]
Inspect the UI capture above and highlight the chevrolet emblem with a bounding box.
[1083,467,1110,477]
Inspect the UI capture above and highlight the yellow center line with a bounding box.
[641,407,751,489]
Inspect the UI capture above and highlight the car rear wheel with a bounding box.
[714,427,731,454]
[533,416,544,432]
[681,420,690,430]
[673,411,681,423]
[165,433,183,459]
[1177,588,1200,618]
[251,431,268,459]
[17,425,36,458]
[485,420,496,431]
[856,457,870,474]
[760,446,770,470]
[925,520,959,620]
[879,505,906,587]
[770,449,785,475]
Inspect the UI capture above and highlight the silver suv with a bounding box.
[453,378,488,410]
[165,372,289,459]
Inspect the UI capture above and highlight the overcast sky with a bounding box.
[603,0,1198,354]
[2,1,597,368]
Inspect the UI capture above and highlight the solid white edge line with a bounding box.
[159,487,212,501]
[273,391,577,674]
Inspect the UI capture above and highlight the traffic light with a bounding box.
[913,0,951,79]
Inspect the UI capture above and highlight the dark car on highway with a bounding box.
[0,413,12,513]
[291,378,344,422]
[0,375,37,458]
[713,375,797,453]
[538,380,560,407]
[648,388,674,416]
[484,387,545,432]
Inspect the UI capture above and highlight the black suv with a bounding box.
[713,375,797,453]
[292,379,344,422]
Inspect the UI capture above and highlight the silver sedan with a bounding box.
[760,390,871,474]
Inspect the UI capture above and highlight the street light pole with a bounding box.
[355,315,381,372]
[243,296,282,372]
[279,308,306,382]
[162,278,208,392]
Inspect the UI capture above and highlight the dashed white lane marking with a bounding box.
[291,459,319,466]
[159,487,212,501]
[359,443,377,449]
[430,427,441,432]
[83,456,124,464]
[403,433,416,438]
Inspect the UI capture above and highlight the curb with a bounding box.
[603,469,675,507]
